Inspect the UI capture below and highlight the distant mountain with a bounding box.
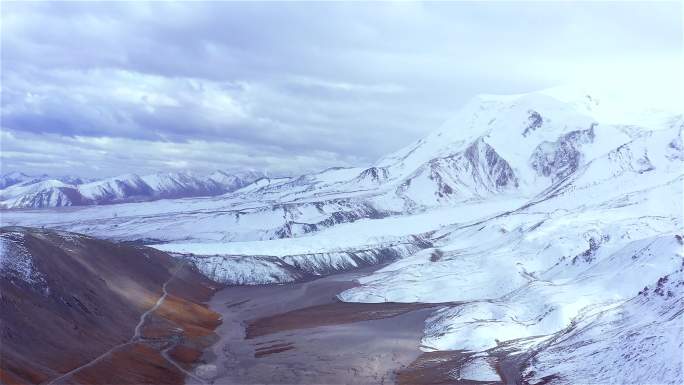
[0,172,94,189]
[206,170,266,192]
[0,171,42,189]
[78,173,154,204]
[0,170,265,209]
[0,179,85,209]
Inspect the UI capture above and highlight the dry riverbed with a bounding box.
[188,267,451,385]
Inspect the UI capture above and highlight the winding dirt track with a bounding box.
[46,267,183,385]
[189,267,449,385]
[44,342,134,385]
[162,344,208,384]
[132,278,173,340]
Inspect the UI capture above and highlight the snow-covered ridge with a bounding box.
[522,256,684,384]
[155,235,431,284]
[0,230,48,288]
[0,170,265,209]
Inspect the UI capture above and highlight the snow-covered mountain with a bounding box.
[0,179,87,209]
[78,173,154,203]
[8,87,675,241]
[2,87,682,383]
[206,170,266,192]
[0,172,93,190]
[0,170,265,209]
[0,171,38,189]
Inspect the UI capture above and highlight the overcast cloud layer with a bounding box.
[1,2,682,178]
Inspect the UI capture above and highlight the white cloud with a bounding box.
[0,129,368,177]
[1,2,681,177]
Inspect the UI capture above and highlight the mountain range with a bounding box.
[0,170,265,209]
[2,86,682,384]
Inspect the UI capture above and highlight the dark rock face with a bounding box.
[530,126,596,182]
[571,233,609,264]
[355,167,390,184]
[522,110,544,137]
[464,138,519,189]
[318,204,388,227]
[429,138,518,198]
[395,137,518,203]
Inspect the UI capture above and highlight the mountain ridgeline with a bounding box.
[0,170,265,209]
[2,88,682,244]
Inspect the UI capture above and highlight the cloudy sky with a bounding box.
[1,2,681,178]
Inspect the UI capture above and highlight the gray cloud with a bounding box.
[1,2,681,177]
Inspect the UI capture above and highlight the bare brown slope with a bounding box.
[0,226,220,385]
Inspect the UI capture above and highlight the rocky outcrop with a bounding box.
[398,138,518,204]
[530,125,596,182]
[354,167,390,184]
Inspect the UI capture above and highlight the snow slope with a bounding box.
[154,230,431,284]
[335,94,684,383]
[522,260,684,384]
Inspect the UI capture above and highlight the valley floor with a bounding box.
[191,266,464,385]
